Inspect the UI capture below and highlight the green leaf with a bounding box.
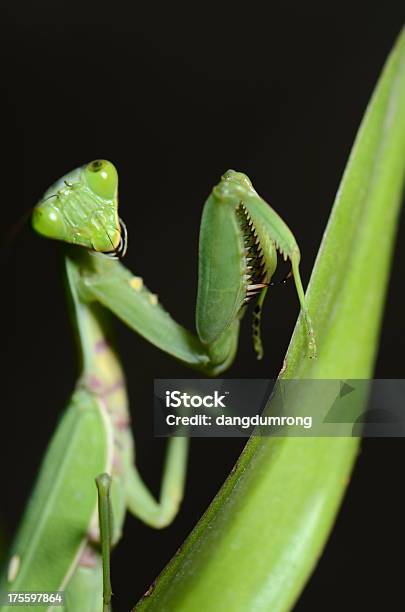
[134,29,405,612]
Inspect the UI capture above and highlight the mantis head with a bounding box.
[32,160,127,256]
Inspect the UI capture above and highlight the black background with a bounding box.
[1,5,405,611]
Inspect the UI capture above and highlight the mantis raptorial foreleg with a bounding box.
[196,170,316,359]
[1,160,315,611]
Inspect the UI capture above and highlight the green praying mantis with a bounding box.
[0,160,315,611]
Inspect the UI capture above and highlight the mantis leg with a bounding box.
[76,250,213,372]
[93,441,188,612]
[95,474,113,612]
[290,253,317,358]
[124,437,189,529]
[76,250,238,374]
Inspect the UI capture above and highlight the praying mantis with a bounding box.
[0,160,315,611]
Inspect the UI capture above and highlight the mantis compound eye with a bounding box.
[84,159,118,200]
[32,203,67,241]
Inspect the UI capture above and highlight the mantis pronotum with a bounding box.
[0,160,315,610]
